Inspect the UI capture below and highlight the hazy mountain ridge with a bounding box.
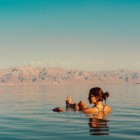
[0,66,140,85]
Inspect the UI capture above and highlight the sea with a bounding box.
[0,84,139,140]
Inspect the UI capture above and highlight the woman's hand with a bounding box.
[78,101,87,111]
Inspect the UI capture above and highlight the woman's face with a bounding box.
[88,94,98,104]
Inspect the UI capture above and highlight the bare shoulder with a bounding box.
[82,107,99,114]
[104,105,111,112]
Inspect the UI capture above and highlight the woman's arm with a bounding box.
[78,101,99,113]
[82,107,99,114]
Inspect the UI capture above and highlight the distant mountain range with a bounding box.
[0,66,140,85]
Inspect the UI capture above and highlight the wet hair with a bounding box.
[89,87,109,104]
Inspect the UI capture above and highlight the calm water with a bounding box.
[0,84,139,140]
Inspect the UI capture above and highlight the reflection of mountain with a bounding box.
[0,66,140,85]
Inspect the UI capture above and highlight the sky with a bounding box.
[0,0,140,71]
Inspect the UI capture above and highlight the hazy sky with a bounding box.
[0,0,140,71]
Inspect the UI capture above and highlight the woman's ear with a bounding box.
[95,96,99,101]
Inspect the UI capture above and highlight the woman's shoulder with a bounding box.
[103,105,111,112]
[82,107,99,114]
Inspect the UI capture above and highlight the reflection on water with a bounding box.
[88,115,109,136]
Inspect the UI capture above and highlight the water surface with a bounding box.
[0,84,139,140]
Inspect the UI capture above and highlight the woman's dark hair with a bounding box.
[89,87,109,104]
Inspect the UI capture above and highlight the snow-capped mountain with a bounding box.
[0,66,140,85]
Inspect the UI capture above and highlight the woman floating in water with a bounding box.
[53,87,111,136]
[53,87,111,114]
